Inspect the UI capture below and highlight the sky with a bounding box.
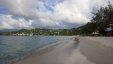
[0,0,113,29]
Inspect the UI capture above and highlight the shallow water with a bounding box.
[0,36,72,64]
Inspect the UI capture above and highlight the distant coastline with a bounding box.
[0,28,79,36]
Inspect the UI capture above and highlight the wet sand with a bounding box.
[13,37,113,64]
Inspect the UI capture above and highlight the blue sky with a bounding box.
[0,0,112,29]
[0,7,8,14]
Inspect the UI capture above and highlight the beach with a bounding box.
[79,37,113,64]
[12,36,113,64]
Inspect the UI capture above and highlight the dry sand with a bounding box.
[79,37,113,64]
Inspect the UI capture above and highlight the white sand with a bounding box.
[85,37,113,47]
[79,37,113,64]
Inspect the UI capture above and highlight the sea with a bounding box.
[0,36,72,64]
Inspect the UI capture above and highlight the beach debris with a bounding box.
[74,38,80,44]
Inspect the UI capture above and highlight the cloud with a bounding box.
[0,0,38,19]
[0,15,33,29]
[0,0,112,29]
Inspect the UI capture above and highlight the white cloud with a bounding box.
[0,15,33,29]
[0,0,112,29]
[0,0,39,19]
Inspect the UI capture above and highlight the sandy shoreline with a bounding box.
[12,36,113,64]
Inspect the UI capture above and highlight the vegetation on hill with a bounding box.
[0,28,77,36]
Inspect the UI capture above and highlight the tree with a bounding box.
[91,2,113,35]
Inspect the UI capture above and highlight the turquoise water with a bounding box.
[0,36,71,64]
